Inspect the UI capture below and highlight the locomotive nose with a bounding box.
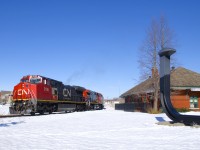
[11,82,36,114]
[13,83,32,101]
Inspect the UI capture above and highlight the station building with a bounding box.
[120,67,200,111]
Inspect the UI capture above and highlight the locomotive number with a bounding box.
[44,87,49,92]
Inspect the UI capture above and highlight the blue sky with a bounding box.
[0,0,200,99]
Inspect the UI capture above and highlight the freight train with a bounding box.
[10,75,104,115]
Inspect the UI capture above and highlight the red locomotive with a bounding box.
[10,75,104,115]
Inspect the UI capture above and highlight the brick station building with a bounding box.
[120,67,200,111]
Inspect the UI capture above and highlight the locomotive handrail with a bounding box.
[159,48,200,125]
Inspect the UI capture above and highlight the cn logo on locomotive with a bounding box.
[17,89,31,95]
[63,89,71,97]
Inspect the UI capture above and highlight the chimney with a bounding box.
[152,67,159,78]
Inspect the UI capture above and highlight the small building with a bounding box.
[104,98,125,108]
[120,67,200,112]
[0,91,12,104]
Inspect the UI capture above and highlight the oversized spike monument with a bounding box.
[159,48,200,125]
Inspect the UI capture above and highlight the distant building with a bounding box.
[0,91,12,104]
[104,98,125,108]
[120,67,200,112]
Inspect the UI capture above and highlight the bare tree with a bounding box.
[138,16,176,112]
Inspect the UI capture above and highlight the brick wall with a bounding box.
[171,90,200,110]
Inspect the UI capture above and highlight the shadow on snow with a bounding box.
[0,121,25,127]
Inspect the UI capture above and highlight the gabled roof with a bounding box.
[171,67,200,87]
[121,67,200,98]
[121,78,154,97]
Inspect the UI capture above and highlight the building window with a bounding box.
[190,97,198,108]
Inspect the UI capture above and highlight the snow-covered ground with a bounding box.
[0,104,10,115]
[0,104,200,150]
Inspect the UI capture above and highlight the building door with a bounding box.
[190,97,198,108]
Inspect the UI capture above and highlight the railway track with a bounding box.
[0,111,80,118]
[0,114,27,118]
